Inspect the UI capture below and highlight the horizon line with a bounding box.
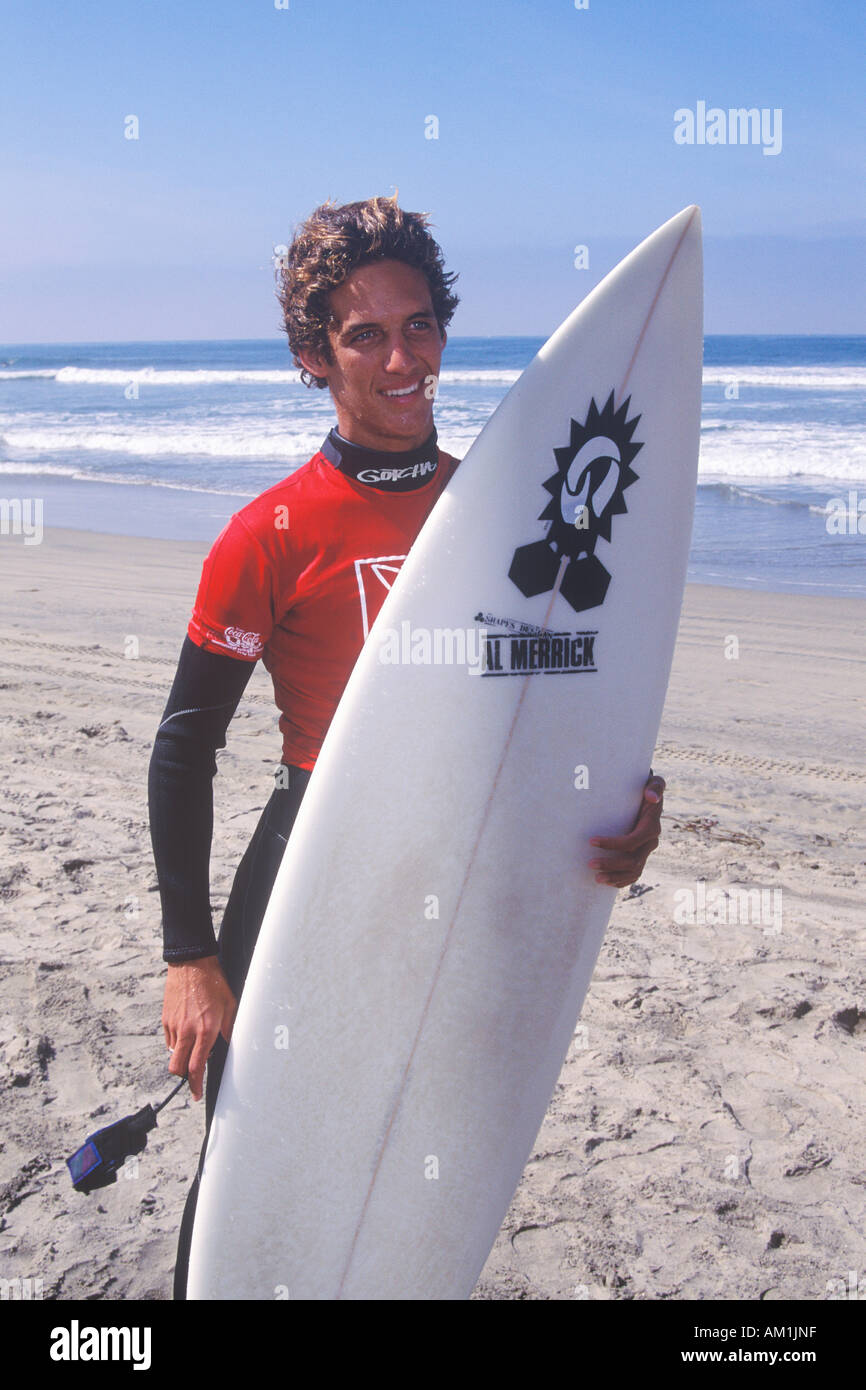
[3,331,865,350]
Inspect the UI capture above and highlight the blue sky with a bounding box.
[1,0,863,340]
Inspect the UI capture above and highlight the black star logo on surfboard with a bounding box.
[509,392,643,613]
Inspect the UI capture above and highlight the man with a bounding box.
[149,195,665,1297]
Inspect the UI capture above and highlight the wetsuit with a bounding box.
[148,428,459,1297]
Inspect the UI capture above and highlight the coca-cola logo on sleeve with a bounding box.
[222,626,264,657]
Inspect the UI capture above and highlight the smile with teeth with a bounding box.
[382,381,421,397]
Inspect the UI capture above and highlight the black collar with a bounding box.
[321,428,439,492]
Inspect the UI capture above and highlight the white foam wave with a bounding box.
[3,414,865,483]
[0,425,325,460]
[702,366,866,390]
[5,365,523,387]
[700,482,832,515]
[0,369,58,380]
[698,421,866,482]
[0,459,254,496]
[3,363,864,390]
[53,366,303,386]
[440,369,522,385]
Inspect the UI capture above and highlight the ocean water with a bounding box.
[1,336,864,597]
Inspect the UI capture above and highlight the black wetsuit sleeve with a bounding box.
[148,636,257,963]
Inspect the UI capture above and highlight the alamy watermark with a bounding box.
[1,1276,43,1300]
[0,497,43,544]
[826,1269,863,1300]
[673,882,782,935]
[674,102,782,156]
[377,621,488,675]
[825,491,866,535]
[49,1320,151,1369]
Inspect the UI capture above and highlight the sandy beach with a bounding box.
[1,526,864,1302]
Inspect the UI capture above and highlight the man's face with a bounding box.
[299,259,446,452]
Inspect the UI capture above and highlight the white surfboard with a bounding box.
[187,205,703,1300]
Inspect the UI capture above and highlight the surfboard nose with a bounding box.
[663,204,702,240]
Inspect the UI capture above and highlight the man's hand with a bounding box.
[162,957,237,1102]
[588,772,665,889]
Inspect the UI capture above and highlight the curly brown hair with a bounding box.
[277,196,459,388]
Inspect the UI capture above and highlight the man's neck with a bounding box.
[322,428,440,492]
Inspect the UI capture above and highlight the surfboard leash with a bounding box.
[65,1074,189,1195]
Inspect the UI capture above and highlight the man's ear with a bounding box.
[297,347,331,382]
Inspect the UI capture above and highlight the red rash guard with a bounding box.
[187,430,460,769]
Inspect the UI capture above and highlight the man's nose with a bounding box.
[382,336,418,372]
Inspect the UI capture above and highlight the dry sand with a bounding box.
[1,527,864,1301]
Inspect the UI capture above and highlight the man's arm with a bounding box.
[149,636,256,1098]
